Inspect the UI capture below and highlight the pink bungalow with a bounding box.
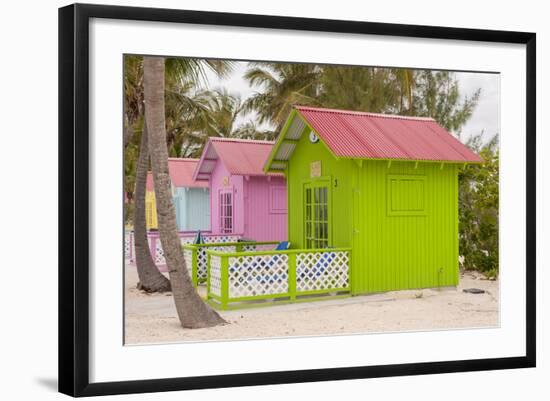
[193,137,288,242]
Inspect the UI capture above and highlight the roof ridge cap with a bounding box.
[167,157,199,161]
[210,137,275,144]
[295,105,436,122]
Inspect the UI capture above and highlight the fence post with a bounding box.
[221,255,229,310]
[129,232,134,263]
[347,250,352,294]
[192,246,198,287]
[288,253,297,301]
[206,251,211,299]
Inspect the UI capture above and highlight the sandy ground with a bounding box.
[124,264,499,345]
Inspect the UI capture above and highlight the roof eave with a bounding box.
[192,140,217,181]
[263,109,341,173]
[263,109,297,173]
[344,156,485,164]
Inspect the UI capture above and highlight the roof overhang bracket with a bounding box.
[440,163,444,170]
[414,161,419,169]
[354,159,363,168]
[387,160,392,169]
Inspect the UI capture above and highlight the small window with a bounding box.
[387,175,426,216]
[269,186,287,214]
[219,190,233,233]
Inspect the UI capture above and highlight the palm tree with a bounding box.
[231,121,277,141]
[389,68,416,115]
[133,121,171,292]
[124,56,144,148]
[243,62,321,128]
[126,56,230,293]
[243,62,409,125]
[318,66,399,113]
[209,89,276,141]
[177,89,276,157]
[143,56,225,328]
[209,89,245,137]
[164,81,219,157]
[124,56,169,292]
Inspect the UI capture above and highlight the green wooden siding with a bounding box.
[286,119,459,294]
[351,161,458,294]
[287,126,354,251]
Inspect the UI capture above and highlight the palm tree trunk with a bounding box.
[143,56,225,328]
[133,121,171,293]
[124,120,133,148]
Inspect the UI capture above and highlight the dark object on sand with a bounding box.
[463,288,486,294]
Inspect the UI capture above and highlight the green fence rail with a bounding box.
[205,247,352,309]
[182,241,280,286]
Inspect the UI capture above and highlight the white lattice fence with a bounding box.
[241,243,279,252]
[148,235,241,266]
[203,235,240,244]
[296,251,349,292]
[209,255,222,297]
[153,240,165,265]
[124,231,133,261]
[197,245,237,282]
[228,254,289,298]
[183,248,194,278]
[180,237,195,245]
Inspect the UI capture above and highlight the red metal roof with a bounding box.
[294,105,483,162]
[194,137,282,180]
[146,158,208,190]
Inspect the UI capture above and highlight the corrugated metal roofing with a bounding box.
[146,158,208,190]
[194,137,282,180]
[271,106,482,164]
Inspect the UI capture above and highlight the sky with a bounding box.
[455,72,500,142]
[202,62,500,144]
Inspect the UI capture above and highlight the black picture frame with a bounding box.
[58,3,536,397]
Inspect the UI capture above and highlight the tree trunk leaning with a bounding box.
[143,56,225,329]
[133,121,171,293]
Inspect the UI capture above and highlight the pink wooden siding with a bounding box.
[208,158,287,241]
[244,176,287,241]
[197,137,288,241]
[209,160,245,236]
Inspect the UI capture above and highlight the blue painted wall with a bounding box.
[173,187,210,231]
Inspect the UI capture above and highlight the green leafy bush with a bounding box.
[459,134,499,276]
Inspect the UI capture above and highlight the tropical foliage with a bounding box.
[243,62,321,128]
[126,56,232,293]
[459,133,499,277]
[123,56,232,206]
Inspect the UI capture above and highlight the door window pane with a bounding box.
[220,191,233,234]
[304,183,330,249]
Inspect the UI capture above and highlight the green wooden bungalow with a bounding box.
[264,105,483,295]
